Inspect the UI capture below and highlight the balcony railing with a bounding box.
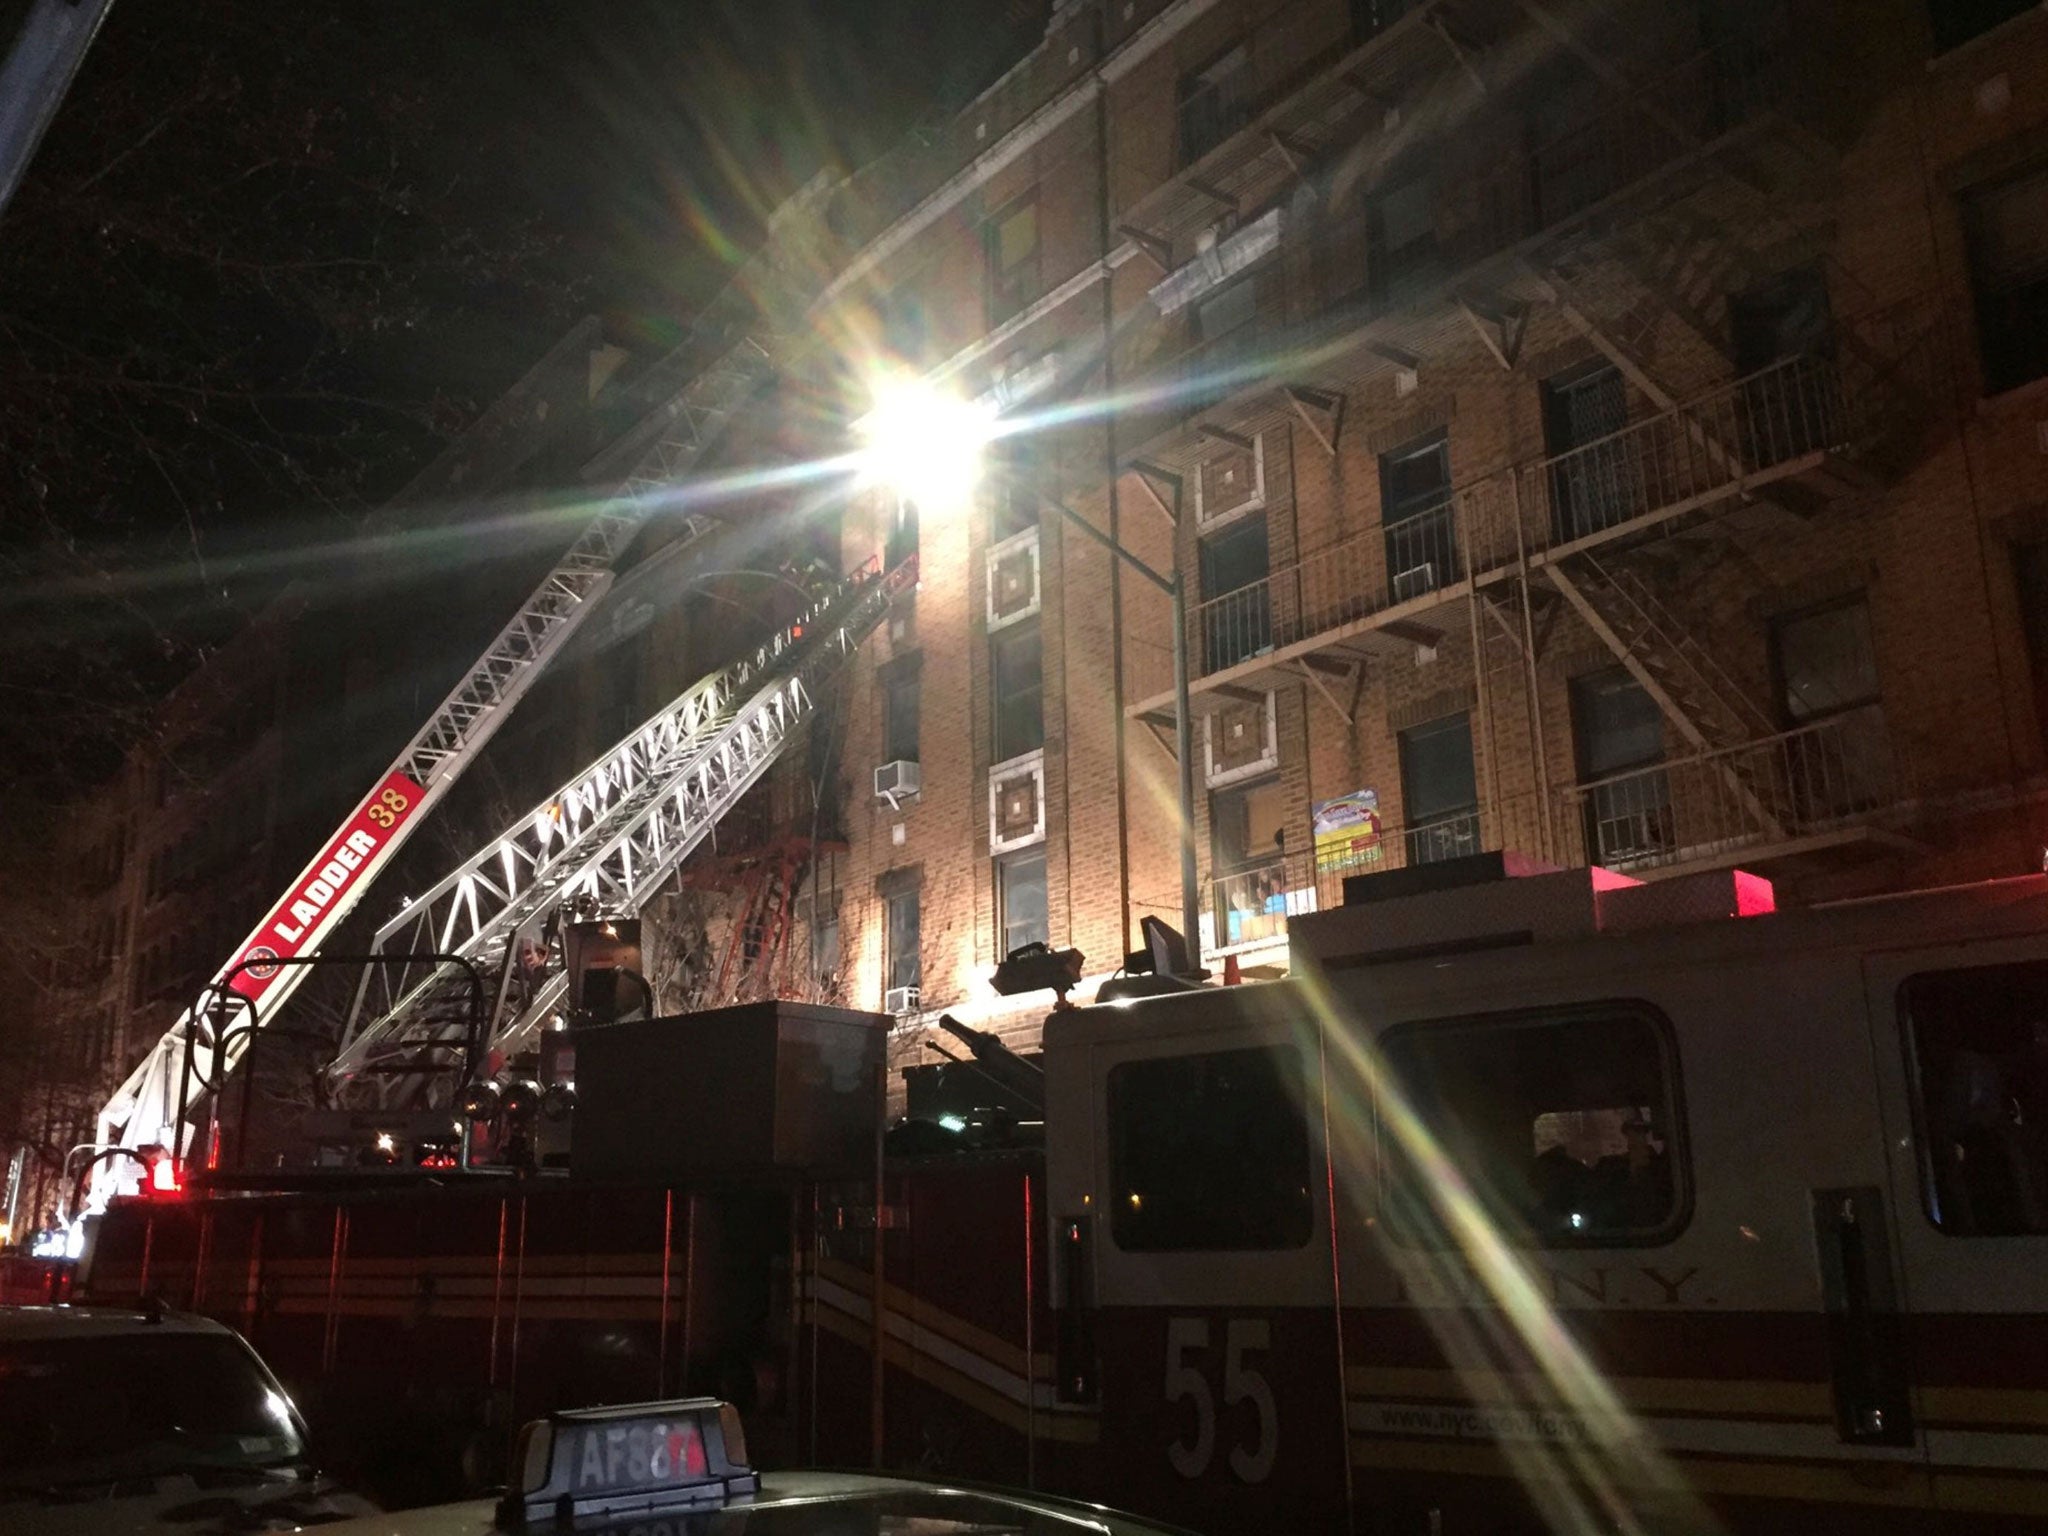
[1183,351,1859,683]
[1195,709,1909,956]
[1556,706,1908,874]
[1204,805,1533,954]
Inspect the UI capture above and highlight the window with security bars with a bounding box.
[1964,164,2048,396]
[1771,595,1890,820]
[1379,430,1456,597]
[1570,666,1672,868]
[1198,515,1271,670]
[1397,712,1478,864]
[1542,360,1638,541]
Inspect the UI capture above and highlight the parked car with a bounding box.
[308,1397,1193,1536]
[0,1303,375,1533]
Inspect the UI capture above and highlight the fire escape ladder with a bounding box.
[335,558,915,1102]
[1547,554,1785,841]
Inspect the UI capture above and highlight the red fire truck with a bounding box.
[76,856,2048,1531]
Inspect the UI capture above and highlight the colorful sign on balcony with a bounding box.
[1314,789,1384,875]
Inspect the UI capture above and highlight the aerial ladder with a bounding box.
[0,0,119,221]
[331,561,909,1097]
[331,554,915,1102]
[89,335,770,1202]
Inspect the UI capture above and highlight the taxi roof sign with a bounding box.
[499,1397,757,1527]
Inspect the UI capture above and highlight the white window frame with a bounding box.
[1204,691,1279,789]
[988,748,1048,853]
[1193,430,1266,530]
[986,525,1042,630]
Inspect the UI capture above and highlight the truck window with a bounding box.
[1901,960,2048,1236]
[1108,1046,1313,1251]
[1380,1004,1686,1247]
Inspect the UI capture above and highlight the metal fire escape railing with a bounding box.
[92,342,770,1184]
[330,557,915,1089]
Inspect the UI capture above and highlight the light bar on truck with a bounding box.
[498,1398,757,1527]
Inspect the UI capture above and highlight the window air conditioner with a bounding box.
[1391,562,1437,602]
[873,760,922,808]
[884,985,921,1016]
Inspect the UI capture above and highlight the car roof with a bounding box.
[0,1304,235,1341]
[305,1469,1201,1536]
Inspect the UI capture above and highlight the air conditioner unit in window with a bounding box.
[873,760,922,809]
[1390,563,1438,602]
[884,985,921,1016]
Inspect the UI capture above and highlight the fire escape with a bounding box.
[1110,0,1937,944]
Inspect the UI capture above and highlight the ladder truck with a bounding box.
[88,335,771,1205]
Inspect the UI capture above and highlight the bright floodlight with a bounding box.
[857,375,996,516]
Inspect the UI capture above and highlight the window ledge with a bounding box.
[1927,3,2048,71]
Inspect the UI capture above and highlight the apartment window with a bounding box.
[985,193,1040,327]
[1571,667,1673,867]
[809,904,840,989]
[991,623,1044,762]
[1772,594,1889,817]
[1963,164,2048,396]
[1398,712,1478,863]
[1931,0,2037,53]
[1772,596,1880,724]
[1542,360,1639,540]
[1212,774,1289,949]
[1198,515,1271,670]
[997,848,1049,956]
[883,660,921,765]
[885,886,921,996]
[1901,960,2048,1235]
[1381,1004,1686,1247]
[1367,170,1440,300]
[886,495,919,570]
[1109,1046,1313,1251]
[990,450,1039,543]
[1380,430,1457,596]
[1194,277,1257,345]
[1177,42,1250,165]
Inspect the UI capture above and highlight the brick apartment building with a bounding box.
[718,0,2048,1068]
[21,0,2048,1169]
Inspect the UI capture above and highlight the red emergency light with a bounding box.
[148,1155,182,1197]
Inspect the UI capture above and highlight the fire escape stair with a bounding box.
[1546,551,1786,845]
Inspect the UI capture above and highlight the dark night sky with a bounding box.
[0,0,1035,808]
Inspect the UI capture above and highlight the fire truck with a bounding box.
[74,853,2048,1532]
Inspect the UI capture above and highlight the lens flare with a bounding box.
[1288,965,1723,1536]
[855,373,996,517]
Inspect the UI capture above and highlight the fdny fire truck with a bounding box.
[73,853,2048,1532]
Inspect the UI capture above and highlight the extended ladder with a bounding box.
[332,556,914,1095]
[92,338,770,1190]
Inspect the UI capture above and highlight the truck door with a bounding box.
[1081,1003,1346,1534]
[1862,938,2048,1521]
